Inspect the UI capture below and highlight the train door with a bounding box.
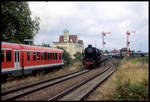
[14,50,20,69]
[62,53,64,63]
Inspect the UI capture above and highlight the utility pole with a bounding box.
[126,30,136,56]
[102,31,111,51]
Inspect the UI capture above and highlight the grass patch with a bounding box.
[113,77,148,101]
[85,57,149,101]
[112,57,149,101]
[130,56,149,64]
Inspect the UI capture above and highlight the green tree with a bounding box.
[56,47,73,66]
[104,50,110,54]
[1,1,40,44]
[74,52,83,61]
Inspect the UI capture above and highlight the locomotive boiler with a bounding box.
[82,45,101,68]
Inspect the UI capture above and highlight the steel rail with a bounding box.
[48,65,112,101]
[1,69,90,101]
[2,56,109,95]
[2,56,110,101]
[1,68,85,95]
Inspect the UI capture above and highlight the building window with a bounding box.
[1,50,4,62]
[6,50,11,62]
[33,52,36,60]
[27,52,30,61]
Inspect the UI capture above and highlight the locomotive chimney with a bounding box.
[88,45,92,48]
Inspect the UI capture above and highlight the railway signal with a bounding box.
[102,31,111,50]
[126,30,136,56]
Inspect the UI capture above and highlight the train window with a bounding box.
[41,52,43,60]
[49,53,50,60]
[6,50,11,62]
[15,52,17,62]
[33,52,36,60]
[44,52,46,60]
[1,50,4,62]
[27,52,30,61]
[56,53,57,60]
[62,53,64,59]
[59,53,61,59]
[47,52,49,60]
[53,53,55,60]
[61,53,63,59]
[50,53,52,60]
[46,52,48,60]
[18,52,19,61]
[37,52,40,60]
[49,53,51,60]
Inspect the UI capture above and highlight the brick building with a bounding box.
[52,29,84,59]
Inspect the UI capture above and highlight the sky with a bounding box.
[28,1,149,52]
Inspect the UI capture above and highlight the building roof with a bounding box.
[78,40,83,45]
[64,29,69,33]
[120,47,127,51]
[111,49,119,53]
[59,35,78,43]
[69,35,77,42]
[59,35,64,42]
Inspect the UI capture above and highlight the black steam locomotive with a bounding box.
[82,45,101,68]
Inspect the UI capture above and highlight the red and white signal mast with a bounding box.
[126,30,136,56]
[102,31,111,49]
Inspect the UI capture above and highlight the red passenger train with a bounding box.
[1,42,64,76]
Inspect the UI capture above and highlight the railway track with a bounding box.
[2,57,112,101]
[1,69,90,101]
[1,68,86,94]
[49,61,116,101]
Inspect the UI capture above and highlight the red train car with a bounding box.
[1,42,64,76]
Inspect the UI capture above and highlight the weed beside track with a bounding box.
[86,57,149,101]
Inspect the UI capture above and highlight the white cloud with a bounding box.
[28,1,148,52]
[119,20,132,33]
